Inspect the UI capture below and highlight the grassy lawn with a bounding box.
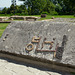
[38,15,75,20]
[0,23,9,38]
[25,15,75,19]
[54,15,75,18]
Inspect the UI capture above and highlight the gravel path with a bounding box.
[0,58,72,75]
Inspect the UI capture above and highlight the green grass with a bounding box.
[0,23,9,37]
[54,15,75,18]
[38,15,75,20]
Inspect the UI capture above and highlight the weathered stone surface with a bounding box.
[0,17,8,21]
[0,20,75,71]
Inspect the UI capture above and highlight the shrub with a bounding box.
[53,11,58,15]
[41,14,47,18]
[42,12,49,15]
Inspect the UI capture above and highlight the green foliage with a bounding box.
[53,11,58,15]
[28,6,31,15]
[20,0,55,15]
[0,0,75,15]
[42,12,49,15]
[62,0,75,14]
[2,7,7,14]
[0,11,2,14]
[31,0,47,15]
[55,4,62,12]
[0,4,28,15]
[43,0,55,15]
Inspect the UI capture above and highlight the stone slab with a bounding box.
[0,21,75,72]
[0,17,8,21]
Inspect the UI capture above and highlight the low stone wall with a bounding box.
[9,16,40,21]
[0,17,8,21]
[9,16,24,20]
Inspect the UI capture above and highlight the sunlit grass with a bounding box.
[0,23,9,37]
[39,15,75,20]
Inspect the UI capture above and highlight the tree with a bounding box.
[19,0,47,15]
[28,6,31,15]
[55,4,62,13]
[1,4,28,15]
[51,0,58,5]
[2,7,7,14]
[44,0,55,14]
[62,0,75,14]
[19,5,28,15]
[9,4,15,14]
[0,10,2,14]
